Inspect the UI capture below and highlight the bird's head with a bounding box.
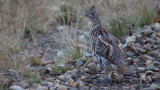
[85,5,100,24]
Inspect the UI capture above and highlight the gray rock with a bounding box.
[145,70,153,75]
[103,87,109,90]
[41,82,54,87]
[137,67,145,71]
[146,60,152,66]
[148,51,160,57]
[152,23,160,32]
[139,73,146,81]
[50,87,56,90]
[14,81,29,89]
[78,35,87,43]
[145,38,155,43]
[57,85,68,90]
[126,51,135,57]
[36,85,48,90]
[5,69,19,80]
[141,30,153,37]
[126,36,136,44]
[59,75,66,81]
[76,60,84,67]
[150,83,160,89]
[82,52,92,57]
[132,78,139,82]
[146,76,152,82]
[9,85,23,90]
[57,51,63,57]
[153,61,160,66]
[90,86,98,90]
[145,55,154,60]
[153,73,160,79]
[80,86,89,90]
[69,87,78,90]
[86,63,97,75]
[146,65,155,71]
[111,72,123,82]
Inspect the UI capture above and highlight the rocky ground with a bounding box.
[4,23,160,90]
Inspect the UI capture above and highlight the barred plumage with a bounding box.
[85,5,128,76]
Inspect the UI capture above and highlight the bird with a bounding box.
[85,5,128,79]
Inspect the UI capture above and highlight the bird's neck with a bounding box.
[90,18,109,37]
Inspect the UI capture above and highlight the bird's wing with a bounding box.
[112,36,126,56]
[95,35,113,57]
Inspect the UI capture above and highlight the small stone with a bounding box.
[14,81,29,89]
[76,60,84,67]
[9,85,23,90]
[5,69,19,80]
[80,86,89,90]
[152,23,160,32]
[148,51,160,57]
[90,86,98,90]
[145,55,154,60]
[59,75,66,81]
[145,70,153,75]
[141,30,153,37]
[126,36,136,44]
[41,82,53,87]
[154,68,159,72]
[88,84,94,87]
[139,73,146,81]
[146,60,152,66]
[57,85,68,90]
[153,61,160,66]
[132,78,139,82]
[78,35,87,43]
[70,82,77,87]
[69,87,78,90]
[137,67,145,71]
[57,26,65,30]
[36,85,48,90]
[100,77,112,86]
[103,87,109,90]
[82,52,92,57]
[156,32,160,37]
[145,38,155,43]
[123,86,130,90]
[50,87,56,90]
[84,68,89,72]
[146,76,152,82]
[46,67,52,72]
[146,65,155,71]
[86,63,97,75]
[57,51,63,57]
[111,72,123,82]
[126,51,135,57]
[139,48,148,54]
[150,83,160,89]
[153,73,160,79]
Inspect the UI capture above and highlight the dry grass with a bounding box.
[0,0,160,88]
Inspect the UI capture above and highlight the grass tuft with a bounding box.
[28,72,41,86]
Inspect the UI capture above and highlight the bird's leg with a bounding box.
[104,65,113,79]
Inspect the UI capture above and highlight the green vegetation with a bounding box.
[28,72,41,86]
[29,56,41,66]
[52,65,72,73]
[56,4,77,25]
